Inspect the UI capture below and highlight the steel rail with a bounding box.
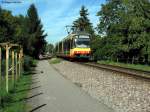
[76,62,150,80]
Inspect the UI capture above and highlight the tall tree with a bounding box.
[72,6,94,36]
[46,43,54,54]
[96,0,150,64]
[0,5,47,59]
[0,7,16,42]
[96,0,124,60]
[27,4,47,58]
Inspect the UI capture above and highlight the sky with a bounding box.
[0,0,106,44]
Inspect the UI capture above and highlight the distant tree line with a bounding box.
[0,4,47,58]
[73,0,150,64]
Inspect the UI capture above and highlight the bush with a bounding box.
[23,55,36,72]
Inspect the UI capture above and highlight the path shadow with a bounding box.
[12,92,43,103]
[15,86,41,93]
[15,81,40,86]
[23,71,37,76]
[24,92,43,100]
[29,104,47,112]
[32,78,39,81]
[21,81,40,86]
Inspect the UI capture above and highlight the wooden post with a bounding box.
[0,47,1,86]
[20,48,23,76]
[18,53,21,77]
[5,44,9,93]
[15,52,18,81]
[11,50,15,85]
[0,47,1,105]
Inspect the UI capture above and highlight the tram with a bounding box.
[56,31,91,60]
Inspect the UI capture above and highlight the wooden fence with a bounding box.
[0,42,23,94]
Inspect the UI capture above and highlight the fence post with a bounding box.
[5,44,9,93]
[18,53,21,78]
[0,47,1,87]
[20,48,23,76]
[15,52,18,81]
[0,47,1,107]
[11,50,15,86]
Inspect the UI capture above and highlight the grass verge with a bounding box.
[49,58,61,64]
[98,60,150,72]
[0,74,32,112]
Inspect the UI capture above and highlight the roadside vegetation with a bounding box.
[0,75,32,112]
[92,0,150,65]
[0,4,47,58]
[98,60,150,72]
[70,0,150,66]
[49,58,61,64]
[0,55,37,112]
[0,3,43,112]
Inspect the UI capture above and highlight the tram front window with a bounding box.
[75,38,90,48]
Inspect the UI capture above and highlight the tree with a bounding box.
[0,4,47,58]
[72,6,94,36]
[96,0,150,64]
[26,4,47,58]
[0,7,16,42]
[46,43,54,54]
[96,0,125,61]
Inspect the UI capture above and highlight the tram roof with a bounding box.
[63,32,90,40]
[56,32,90,45]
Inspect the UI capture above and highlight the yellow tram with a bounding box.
[56,32,91,60]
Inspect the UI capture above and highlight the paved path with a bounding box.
[27,60,114,112]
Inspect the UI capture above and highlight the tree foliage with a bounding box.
[26,4,47,58]
[72,6,94,36]
[46,43,54,54]
[0,4,47,58]
[94,0,150,64]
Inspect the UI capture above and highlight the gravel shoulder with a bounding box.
[52,60,150,112]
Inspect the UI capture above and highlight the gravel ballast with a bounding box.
[52,60,150,112]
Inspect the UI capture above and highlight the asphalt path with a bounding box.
[27,60,114,112]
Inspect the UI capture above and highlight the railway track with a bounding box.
[76,62,150,80]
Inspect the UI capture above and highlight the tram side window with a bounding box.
[70,39,74,49]
[67,40,69,50]
[64,41,67,51]
[73,39,75,48]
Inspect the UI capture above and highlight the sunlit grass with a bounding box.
[98,60,150,72]
[49,58,61,64]
[0,74,32,112]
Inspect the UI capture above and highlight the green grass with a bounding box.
[98,60,150,72]
[0,74,32,112]
[32,59,38,67]
[49,58,61,64]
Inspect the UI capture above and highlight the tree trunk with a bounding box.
[132,56,134,64]
[144,54,148,65]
